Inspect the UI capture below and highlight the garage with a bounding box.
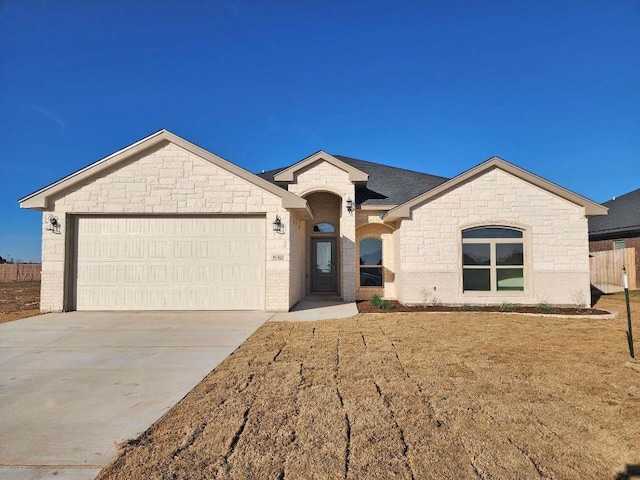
[71,215,266,310]
[20,130,312,312]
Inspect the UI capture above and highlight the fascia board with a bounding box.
[359,204,397,210]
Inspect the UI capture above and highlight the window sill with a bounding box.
[462,290,526,296]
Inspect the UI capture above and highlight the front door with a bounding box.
[311,238,338,293]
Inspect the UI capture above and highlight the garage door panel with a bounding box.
[75,285,265,311]
[76,262,265,283]
[74,216,265,310]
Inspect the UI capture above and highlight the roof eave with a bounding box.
[589,225,640,237]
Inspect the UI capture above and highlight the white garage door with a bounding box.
[73,216,265,310]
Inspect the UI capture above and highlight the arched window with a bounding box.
[359,238,383,287]
[313,222,335,233]
[462,227,524,292]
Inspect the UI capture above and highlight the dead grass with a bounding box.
[97,294,640,480]
[0,281,40,324]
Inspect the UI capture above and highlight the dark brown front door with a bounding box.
[311,238,337,292]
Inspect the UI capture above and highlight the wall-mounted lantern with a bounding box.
[46,214,61,234]
[272,215,284,233]
[346,198,354,213]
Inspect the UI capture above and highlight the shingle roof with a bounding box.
[257,155,449,207]
[589,188,640,238]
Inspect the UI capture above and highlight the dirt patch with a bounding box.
[357,299,611,315]
[0,281,40,324]
[97,294,640,480]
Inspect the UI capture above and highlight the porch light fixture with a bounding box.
[46,214,61,234]
[346,198,354,213]
[272,215,284,233]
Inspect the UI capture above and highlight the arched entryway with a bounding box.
[305,192,342,294]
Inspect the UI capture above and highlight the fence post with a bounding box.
[623,265,635,358]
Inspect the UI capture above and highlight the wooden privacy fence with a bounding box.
[0,264,41,282]
[590,248,636,294]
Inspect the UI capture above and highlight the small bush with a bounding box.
[370,294,394,310]
[536,302,556,313]
[462,303,480,312]
[500,302,517,312]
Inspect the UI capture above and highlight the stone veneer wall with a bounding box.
[40,141,292,312]
[288,213,306,307]
[395,168,591,307]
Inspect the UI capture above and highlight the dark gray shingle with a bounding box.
[589,188,640,237]
[256,154,449,207]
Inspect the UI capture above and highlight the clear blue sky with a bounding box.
[1,0,638,262]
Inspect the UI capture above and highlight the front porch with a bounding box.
[270,295,358,322]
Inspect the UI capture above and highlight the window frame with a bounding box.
[613,240,626,250]
[313,222,335,233]
[461,226,526,294]
[359,237,383,288]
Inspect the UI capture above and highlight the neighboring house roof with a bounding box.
[589,188,640,238]
[384,156,608,221]
[259,154,450,208]
[19,129,310,214]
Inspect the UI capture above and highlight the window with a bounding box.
[462,227,524,292]
[313,222,335,233]
[359,238,383,287]
[613,240,626,250]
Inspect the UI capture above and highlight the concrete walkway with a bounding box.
[270,297,358,322]
[0,311,270,480]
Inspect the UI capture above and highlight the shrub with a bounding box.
[536,302,556,313]
[500,302,517,312]
[462,303,480,312]
[370,294,394,310]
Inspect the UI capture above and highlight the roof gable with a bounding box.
[273,151,369,183]
[19,130,308,211]
[384,156,608,221]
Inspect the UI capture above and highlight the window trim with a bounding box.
[461,225,527,294]
[359,236,383,288]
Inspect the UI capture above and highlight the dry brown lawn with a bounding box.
[0,281,40,324]
[98,294,640,480]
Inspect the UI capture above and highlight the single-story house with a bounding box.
[589,188,640,286]
[19,129,607,312]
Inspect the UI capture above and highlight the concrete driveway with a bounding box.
[0,311,271,480]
